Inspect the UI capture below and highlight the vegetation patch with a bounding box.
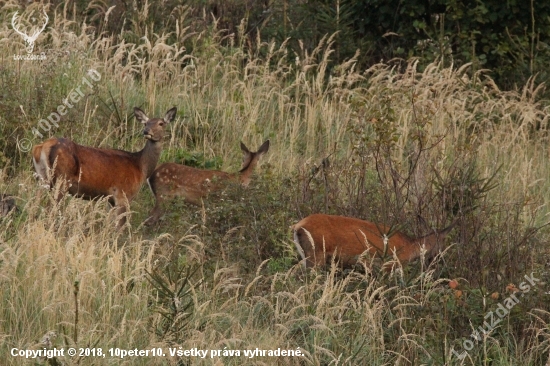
[0,1,549,365]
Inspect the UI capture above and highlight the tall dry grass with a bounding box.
[0,1,549,365]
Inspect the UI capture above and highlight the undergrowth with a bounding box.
[0,1,549,365]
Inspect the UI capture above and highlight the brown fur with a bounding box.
[292,214,455,270]
[32,107,177,227]
[145,140,269,225]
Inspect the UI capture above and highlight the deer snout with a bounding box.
[143,129,153,139]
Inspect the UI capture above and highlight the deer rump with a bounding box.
[33,138,144,204]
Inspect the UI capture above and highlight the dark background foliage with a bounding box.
[53,0,550,89]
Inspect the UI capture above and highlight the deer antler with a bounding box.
[11,12,27,39]
[11,10,48,54]
[31,10,49,40]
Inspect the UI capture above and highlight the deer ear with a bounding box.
[240,141,250,153]
[164,107,177,123]
[134,107,149,124]
[257,140,270,154]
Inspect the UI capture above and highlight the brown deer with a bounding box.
[32,107,177,227]
[0,194,17,217]
[144,140,270,225]
[291,214,455,271]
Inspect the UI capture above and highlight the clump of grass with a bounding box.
[0,2,549,365]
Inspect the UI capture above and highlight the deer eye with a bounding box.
[159,122,165,126]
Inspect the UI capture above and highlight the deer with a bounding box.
[32,107,177,227]
[291,214,456,271]
[12,10,49,54]
[0,194,17,217]
[144,140,270,225]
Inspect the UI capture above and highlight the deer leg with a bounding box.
[114,204,127,228]
[144,195,165,226]
[313,255,327,268]
[112,191,130,229]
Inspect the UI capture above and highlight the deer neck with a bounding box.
[237,158,259,186]
[412,233,441,260]
[139,139,163,178]
[411,223,455,260]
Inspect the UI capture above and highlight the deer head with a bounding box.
[12,10,49,54]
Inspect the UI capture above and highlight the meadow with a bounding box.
[0,2,549,365]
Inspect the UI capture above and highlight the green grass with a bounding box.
[0,2,549,365]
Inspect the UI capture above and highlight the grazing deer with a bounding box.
[0,194,17,217]
[145,140,270,225]
[291,214,456,271]
[32,107,177,227]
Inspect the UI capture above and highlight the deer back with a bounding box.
[148,140,270,206]
[292,214,453,269]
